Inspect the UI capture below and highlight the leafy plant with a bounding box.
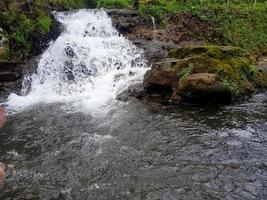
[1,11,32,59]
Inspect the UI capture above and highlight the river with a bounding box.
[0,9,266,200]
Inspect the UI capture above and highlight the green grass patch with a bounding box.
[139,1,267,54]
[96,0,131,9]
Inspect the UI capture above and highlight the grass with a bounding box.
[97,0,131,9]
[1,0,267,59]
[136,1,267,55]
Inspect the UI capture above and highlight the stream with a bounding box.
[0,9,266,200]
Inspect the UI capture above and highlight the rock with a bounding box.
[107,9,152,34]
[0,61,23,99]
[178,73,232,104]
[29,14,62,57]
[0,107,6,128]
[0,1,7,12]
[116,82,144,101]
[143,46,266,104]
[0,162,7,184]
[0,61,22,82]
[257,57,267,71]
[107,9,175,63]
[132,39,178,63]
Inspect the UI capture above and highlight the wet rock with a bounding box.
[117,82,144,101]
[65,45,75,58]
[107,9,173,63]
[0,107,6,128]
[107,9,152,34]
[132,39,178,63]
[0,61,23,99]
[143,46,266,104]
[0,61,22,82]
[178,73,232,104]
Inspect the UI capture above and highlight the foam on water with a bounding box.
[6,9,148,113]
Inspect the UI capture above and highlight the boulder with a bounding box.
[143,46,267,104]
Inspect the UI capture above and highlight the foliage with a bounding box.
[96,0,131,9]
[49,0,87,9]
[192,4,267,54]
[0,11,32,59]
[139,1,267,54]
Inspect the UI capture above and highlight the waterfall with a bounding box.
[6,9,148,112]
[151,16,156,30]
[151,16,156,40]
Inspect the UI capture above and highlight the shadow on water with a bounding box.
[0,92,266,200]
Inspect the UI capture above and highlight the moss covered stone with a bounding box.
[143,45,266,104]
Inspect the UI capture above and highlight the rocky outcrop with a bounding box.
[143,46,267,104]
[107,9,179,63]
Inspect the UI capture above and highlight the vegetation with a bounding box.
[0,11,32,59]
[0,0,94,60]
[1,0,267,59]
[143,2,267,54]
[36,11,52,34]
[97,0,131,9]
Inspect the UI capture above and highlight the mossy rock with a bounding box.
[169,46,251,60]
[143,45,266,104]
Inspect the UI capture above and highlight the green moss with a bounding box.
[36,11,52,34]
[220,78,240,97]
[166,45,265,97]
[178,64,194,81]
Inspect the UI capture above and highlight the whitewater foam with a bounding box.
[6,9,148,113]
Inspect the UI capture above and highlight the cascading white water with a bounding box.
[6,9,148,112]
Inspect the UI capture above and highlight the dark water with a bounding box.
[0,92,267,200]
